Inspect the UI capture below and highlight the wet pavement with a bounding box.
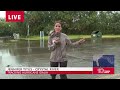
[0,38,120,79]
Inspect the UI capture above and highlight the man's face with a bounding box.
[54,23,62,33]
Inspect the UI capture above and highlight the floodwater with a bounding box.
[0,38,120,79]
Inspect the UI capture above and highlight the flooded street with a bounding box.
[0,38,120,79]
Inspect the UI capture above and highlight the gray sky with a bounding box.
[0,11,5,18]
[0,11,120,19]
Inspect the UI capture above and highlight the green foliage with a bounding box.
[0,11,120,37]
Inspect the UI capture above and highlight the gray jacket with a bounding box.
[48,32,81,62]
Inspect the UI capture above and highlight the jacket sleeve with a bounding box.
[48,36,57,51]
[65,36,81,47]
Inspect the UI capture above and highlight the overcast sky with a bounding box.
[0,11,5,18]
[0,11,120,19]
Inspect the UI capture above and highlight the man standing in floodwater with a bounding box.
[48,20,85,79]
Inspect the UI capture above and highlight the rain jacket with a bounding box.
[48,32,81,62]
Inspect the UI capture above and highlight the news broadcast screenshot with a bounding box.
[0,11,119,79]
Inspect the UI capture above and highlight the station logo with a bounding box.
[93,55,114,74]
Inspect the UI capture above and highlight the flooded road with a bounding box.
[0,38,120,79]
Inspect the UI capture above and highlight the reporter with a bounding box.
[48,20,85,79]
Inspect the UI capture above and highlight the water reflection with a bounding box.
[0,38,120,78]
[27,39,32,53]
[0,48,18,67]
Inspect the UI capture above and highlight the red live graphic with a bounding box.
[6,11,24,22]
